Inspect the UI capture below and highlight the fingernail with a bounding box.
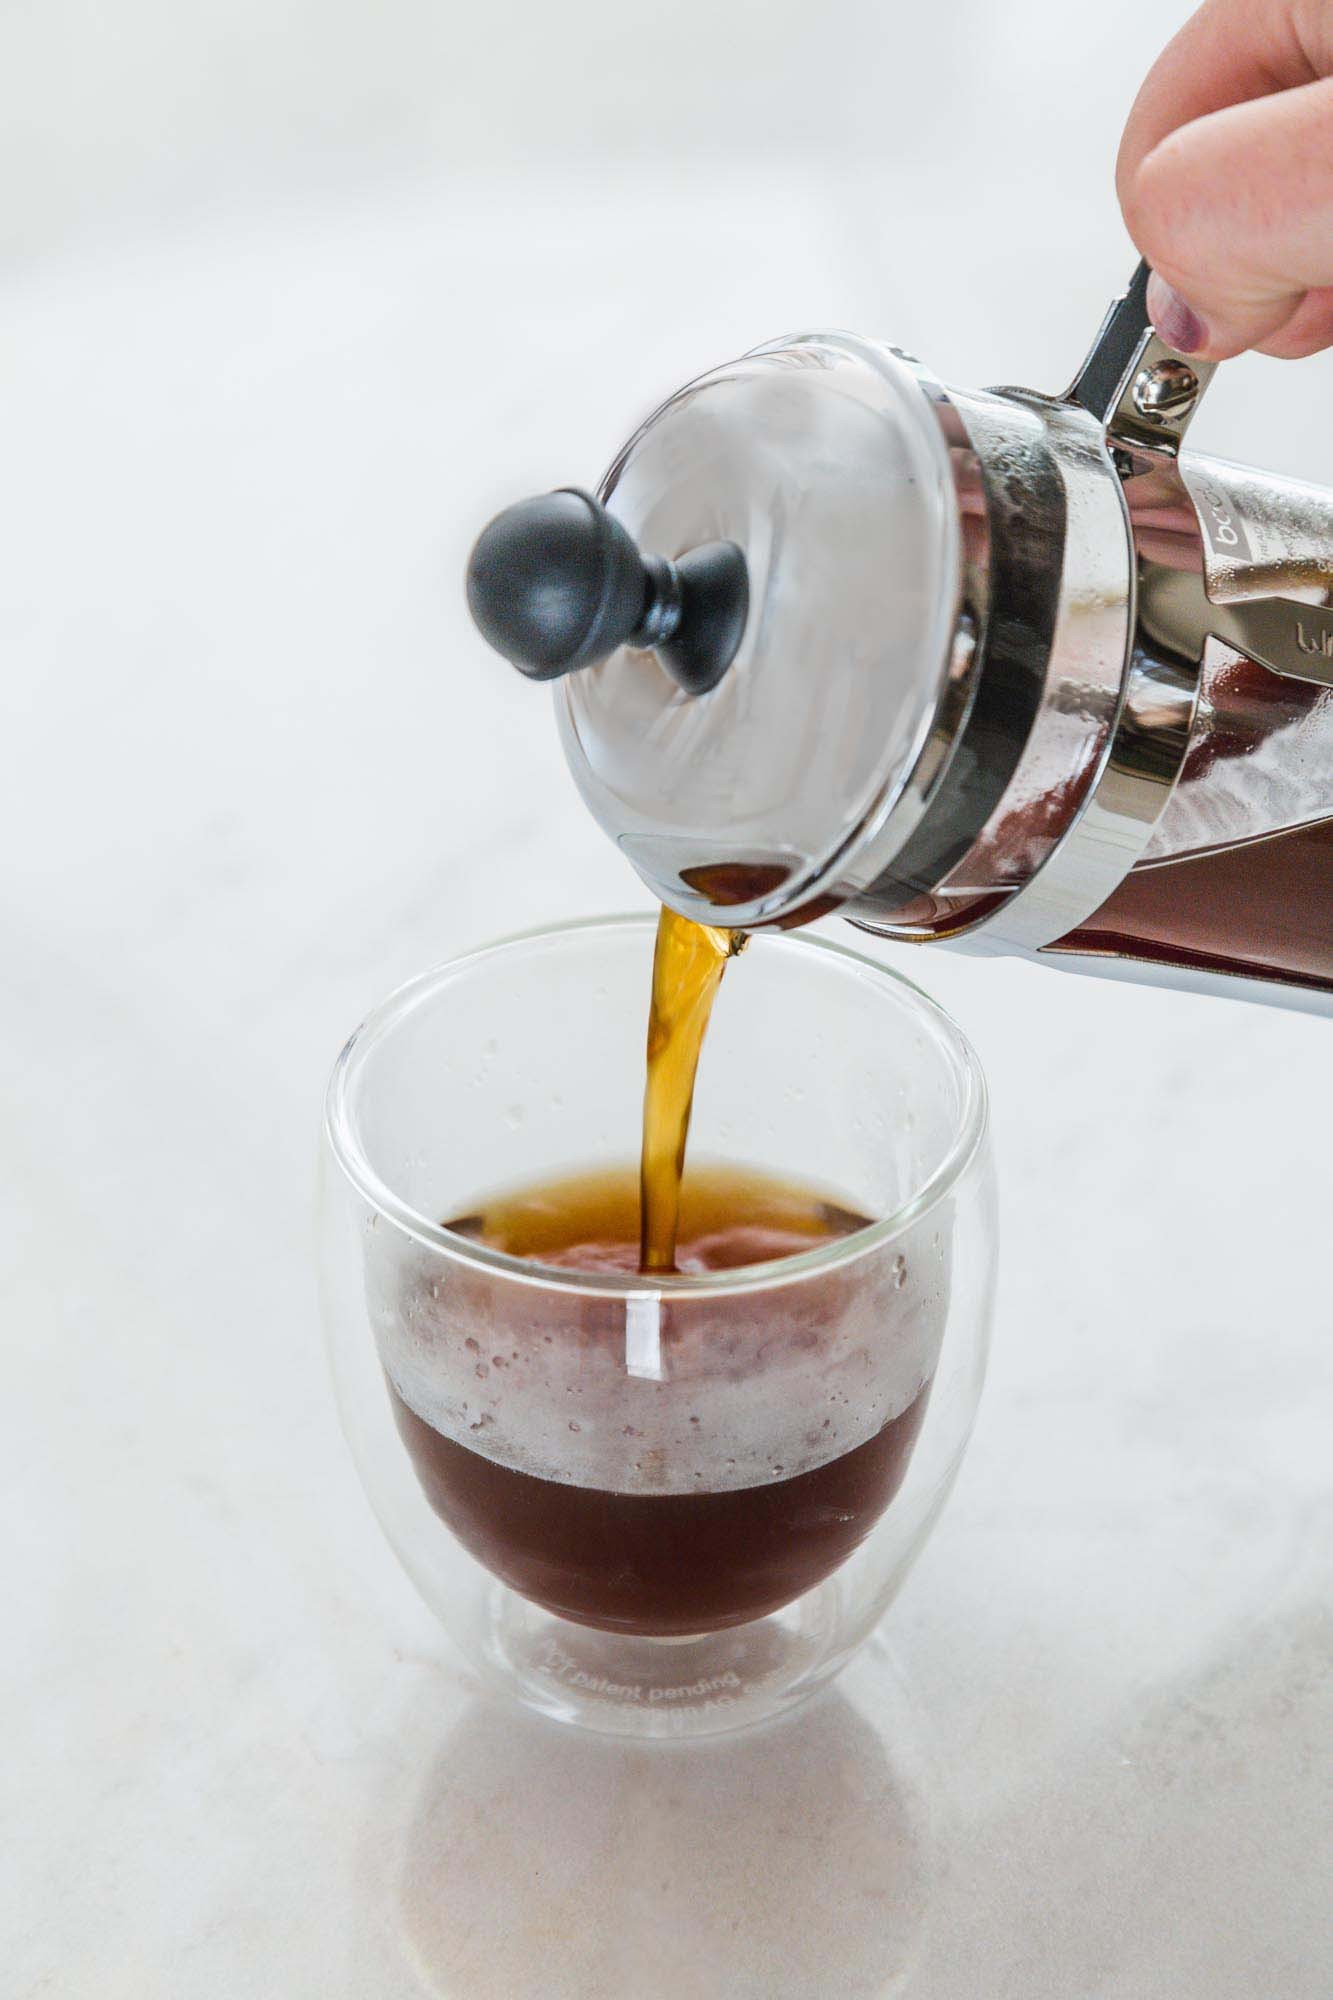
[1146,272,1206,355]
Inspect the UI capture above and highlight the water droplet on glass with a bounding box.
[892,1253,907,1290]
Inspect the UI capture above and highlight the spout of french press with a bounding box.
[466,487,748,696]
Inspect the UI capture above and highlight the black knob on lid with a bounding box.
[465,487,748,696]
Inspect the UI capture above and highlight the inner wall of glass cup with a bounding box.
[342,923,973,1248]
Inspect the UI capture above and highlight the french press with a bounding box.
[467,264,1333,1010]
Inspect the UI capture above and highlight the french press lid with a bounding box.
[466,334,962,928]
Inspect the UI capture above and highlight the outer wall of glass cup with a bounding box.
[318,918,996,1738]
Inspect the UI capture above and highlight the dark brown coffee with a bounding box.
[388,1164,931,1637]
[392,1382,926,1635]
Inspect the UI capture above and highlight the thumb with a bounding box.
[1120,76,1333,360]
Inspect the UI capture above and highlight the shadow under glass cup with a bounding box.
[319,916,996,1738]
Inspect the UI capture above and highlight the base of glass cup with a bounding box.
[479,1574,860,1739]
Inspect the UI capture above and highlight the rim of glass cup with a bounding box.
[323,914,988,1300]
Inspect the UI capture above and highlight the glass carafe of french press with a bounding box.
[466,264,1333,1009]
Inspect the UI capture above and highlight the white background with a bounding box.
[3,2,1330,1994]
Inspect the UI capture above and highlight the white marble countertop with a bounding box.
[4,8,1331,1989]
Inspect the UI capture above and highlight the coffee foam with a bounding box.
[368,1222,950,1496]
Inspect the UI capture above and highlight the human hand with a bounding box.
[1117,0,1333,359]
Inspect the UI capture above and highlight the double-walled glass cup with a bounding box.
[319,917,996,1738]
